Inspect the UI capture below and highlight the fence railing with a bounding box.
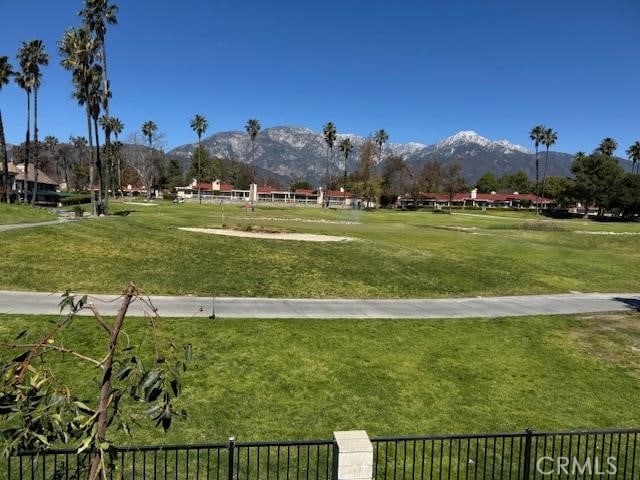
[4,428,639,480]
[371,428,640,480]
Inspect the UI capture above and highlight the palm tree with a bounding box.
[81,0,117,215]
[597,137,618,157]
[626,141,640,174]
[15,43,35,204]
[101,115,124,197]
[141,120,158,198]
[245,119,260,210]
[141,120,157,148]
[21,41,49,206]
[0,56,14,203]
[338,137,353,186]
[42,135,58,185]
[322,122,337,207]
[540,128,558,206]
[189,115,208,204]
[80,0,117,115]
[374,129,389,163]
[109,116,124,195]
[529,125,546,214]
[59,26,101,214]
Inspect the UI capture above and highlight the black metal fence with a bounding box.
[4,428,639,479]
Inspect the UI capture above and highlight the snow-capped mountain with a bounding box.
[168,127,577,185]
[434,130,529,155]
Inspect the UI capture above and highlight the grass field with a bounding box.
[0,203,56,224]
[0,201,638,298]
[0,312,638,444]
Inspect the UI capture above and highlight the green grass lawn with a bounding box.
[0,203,56,224]
[0,312,638,444]
[0,201,638,298]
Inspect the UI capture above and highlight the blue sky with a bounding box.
[1,0,639,154]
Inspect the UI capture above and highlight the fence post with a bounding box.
[228,437,236,480]
[522,429,533,480]
[333,431,373,480]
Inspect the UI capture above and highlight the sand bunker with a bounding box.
[179,227,353,242]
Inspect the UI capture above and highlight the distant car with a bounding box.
[173,197,185,204]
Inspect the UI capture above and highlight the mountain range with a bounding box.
[169,127,632,186]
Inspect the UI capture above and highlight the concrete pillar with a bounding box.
[333,431,373,480]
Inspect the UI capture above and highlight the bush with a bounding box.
[72,206,85,218]
[60,194,92,206]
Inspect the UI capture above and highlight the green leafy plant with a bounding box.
[0,283,191,479]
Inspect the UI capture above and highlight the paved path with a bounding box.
[0,291,638,319]
[0,218,71,232]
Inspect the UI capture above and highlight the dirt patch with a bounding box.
[179,227,353,242]
[567,313,640,375]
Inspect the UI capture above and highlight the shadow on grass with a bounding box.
[613,297,640,312]
[111,210,139,216]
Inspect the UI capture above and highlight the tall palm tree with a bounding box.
[59,26,100,214]
[374,129,389,164]
[626,141,640,174]
[80,0,117,116]
[141,120,157,198]
[81,0,117,215]
[15,43,35,204]
[0,56,14,203]
[322,122,337,207]
[338,137,353,186]
[597,137,618,157]
[540,128,558,204]
[245,118,260,182]
[189,115,208,204]
[109,116,124,195]
[22,41,49,206]
[43,135,58,184]
[141,120,157,148]
[529,125,546,213]
[245,118,260,210]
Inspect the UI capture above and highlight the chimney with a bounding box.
[471,188,477,200]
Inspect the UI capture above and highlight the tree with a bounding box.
[475,172,498,193]
[338,137,354,186]
[497,171,532,194]
[0,56,13,203]
[126,131,162,197]
[18,40,49,205]
[571,152,624,217]
[245,119,260,211]
[626,141,640,174]
[0,285,191,479]
[442,161,466,213]
[289,180,313,192]
[15,43,35,204]
[81,0,118,213]
[543,176,574,207]
[529,125,546,214]
[374,129,389,164]
[352,139,381,208]
[110,116,124,195]
[596,137,618,157]
[539,127,558,203]
[190,115,208,204]
[612,173,640,217]
[322,122,337,207]
[43,135,58,182]
[59,27,101,215]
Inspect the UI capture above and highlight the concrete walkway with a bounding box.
[0,291,638,319]
[0,218,71,232]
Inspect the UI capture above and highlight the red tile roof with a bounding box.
[404,192,554,204]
